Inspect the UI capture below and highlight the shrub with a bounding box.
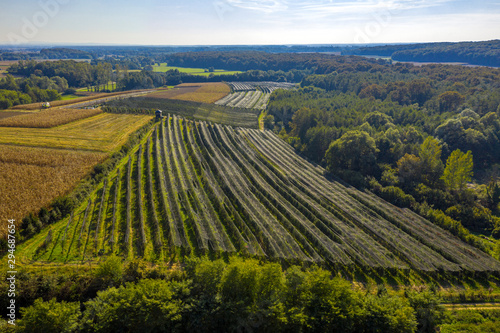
[380,186,416,208]
[19,298,80,333]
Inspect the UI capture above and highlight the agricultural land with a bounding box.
[215,82,296,109]
[147,82,230,104]
[1,45,500,332]
[18,115,500,277]
[153,63,242,76]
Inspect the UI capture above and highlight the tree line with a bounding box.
[342,40,500,67]
[3,256,450,333]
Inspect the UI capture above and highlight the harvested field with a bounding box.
[0,111,24,120]
[147,83,230,104]
[147,86,200,99]
[0,108,102,128]
[10,89,152,111]
[0,144,106,237]
[0,113,153,151]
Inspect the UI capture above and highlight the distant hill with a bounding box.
[342,40,500,67]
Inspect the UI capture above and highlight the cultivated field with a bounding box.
[0,60,17,77]
[9,89,152,111]
[147,82,230,104]
[0,145,105,237]
[104,97,259,128]
[153,63,242,76]
[18,115,500,274]
[0,108,102,128]
[0,113,153,151]
[215,81,296,109]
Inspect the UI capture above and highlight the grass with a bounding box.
[76,81,116,92]
[153,63,242,76]
[0,144,106,236]
[0,113,153,151]
[60,94,81,100]
[0,108,102,128]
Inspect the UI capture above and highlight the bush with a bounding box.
[380,186,416,208]
[81,279,189,333]
[19,298,80,333]
[95,255,123,285]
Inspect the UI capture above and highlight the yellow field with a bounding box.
[0,145,106,237]
[9,89,151,111]
[0,113,153,151]
[0,108,102,128]
[166,82,231,104]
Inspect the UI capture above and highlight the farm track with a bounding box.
[20,117,500,273]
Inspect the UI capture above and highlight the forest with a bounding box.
[343,40,500,67]
[266,62,500,242]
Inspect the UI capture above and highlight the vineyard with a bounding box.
[19,115,500,274]
[215,82,296,109]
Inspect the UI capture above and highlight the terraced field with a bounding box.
[19,115,500,274]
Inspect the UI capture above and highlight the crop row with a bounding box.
[36,116,500,273]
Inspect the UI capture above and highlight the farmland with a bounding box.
[0,107,102,128]
[0,145,105,237]
[215,81,296,109]
[0,113,152,151]
[153,63,242,76]
[104,96,259,128]
[147,82,230,104]
[17,114,500,275]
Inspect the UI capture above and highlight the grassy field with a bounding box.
[0,145,106,236]
[147,82,231,104]
[153,63,242,76]
[0,61,17,78]
[76,81,116,92]
[16,115,500,280]
[0,113,152,151]
[0,108,102,128]
[60,94,82,100]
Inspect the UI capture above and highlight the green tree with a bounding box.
[325,130,378,175]
[397,153,422,186]
[418,137,444,186]
[486,177,500,211]
[95,255,123,285]
[442,149,473,192]
[19,298,81,333]
[81,279,189,332]
[405,290,444,333]
[438,91,464,112]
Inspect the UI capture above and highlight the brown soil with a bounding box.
[147,86,200,99]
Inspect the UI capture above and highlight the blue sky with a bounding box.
[1,0,499,45]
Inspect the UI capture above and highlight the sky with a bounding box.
[0,0,499,45]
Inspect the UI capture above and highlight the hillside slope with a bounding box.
[18,115,500,273]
